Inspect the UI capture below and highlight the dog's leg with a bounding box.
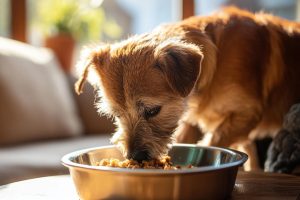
[233,141,261,171]
[175,122,203,144]
[207,110,261,147]
[204,110,261,170]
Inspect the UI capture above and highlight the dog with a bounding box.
[75,7,300,170]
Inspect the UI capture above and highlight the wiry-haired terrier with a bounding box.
[75,7,300,170]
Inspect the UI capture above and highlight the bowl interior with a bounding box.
[70,145,246,168]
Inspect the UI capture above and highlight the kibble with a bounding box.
[96,156,194,170]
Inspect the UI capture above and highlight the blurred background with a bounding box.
[0,0,299,185]
[0,0,299,71]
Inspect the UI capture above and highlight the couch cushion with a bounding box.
[0,37,83,145]
[68,75,116,134]
[0,134,111,185]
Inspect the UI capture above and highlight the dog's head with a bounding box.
[75,32,203,161]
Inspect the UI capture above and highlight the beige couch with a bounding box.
[0,37,115,185]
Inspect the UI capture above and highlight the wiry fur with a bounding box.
[75,7,300,169]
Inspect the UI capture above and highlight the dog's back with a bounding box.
[259,18,300,139]
[178,7,300,140]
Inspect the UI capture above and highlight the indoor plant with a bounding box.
[34,0,121,72]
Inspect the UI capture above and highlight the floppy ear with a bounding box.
[75,45,110,94]
[154,39,203,97]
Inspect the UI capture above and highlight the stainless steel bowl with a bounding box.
[62,144,247,200]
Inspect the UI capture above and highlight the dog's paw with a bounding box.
[264,129,300,173]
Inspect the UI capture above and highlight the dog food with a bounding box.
[96,156,193,170]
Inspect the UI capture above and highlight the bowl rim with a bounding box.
[61,144,248,175]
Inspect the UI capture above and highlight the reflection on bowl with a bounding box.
[62,144,247,200]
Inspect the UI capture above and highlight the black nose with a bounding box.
[132,150,149,162]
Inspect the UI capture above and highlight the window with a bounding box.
[195,0,298,20]
[26,0,182,46]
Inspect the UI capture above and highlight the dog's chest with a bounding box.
[186,95,226,133]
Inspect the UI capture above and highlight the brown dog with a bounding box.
[75,7,300,169]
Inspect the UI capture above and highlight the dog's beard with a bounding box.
[111,119,175,160]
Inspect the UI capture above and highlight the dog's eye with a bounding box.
[144,106,161,120]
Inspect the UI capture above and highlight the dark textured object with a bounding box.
[255,138,272,168]
[283,104,300,132]
[265,104,300,173]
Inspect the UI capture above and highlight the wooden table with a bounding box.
[0,172,299,200]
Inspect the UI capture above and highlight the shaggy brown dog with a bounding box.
[75,7,300,170]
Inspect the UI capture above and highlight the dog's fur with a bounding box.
[75,7,300,169]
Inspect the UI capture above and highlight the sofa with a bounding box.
[0,37,115,185]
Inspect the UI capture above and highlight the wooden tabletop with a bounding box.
[0,172,299,200]
[232,172,300,200]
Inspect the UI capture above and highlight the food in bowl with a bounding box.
[96,155,193,170]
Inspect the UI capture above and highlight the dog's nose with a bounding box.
[132,150,149,162]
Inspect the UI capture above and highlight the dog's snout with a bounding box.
[129,150,149,162]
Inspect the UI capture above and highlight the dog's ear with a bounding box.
[75,45,110,94]
[154,39,203,97]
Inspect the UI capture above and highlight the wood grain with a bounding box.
[231,172,300,200]
[10,0,27,42]
[182,0,195,19]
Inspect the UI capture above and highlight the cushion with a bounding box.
[68,75,116,134]
[0,37,83,146]
[0,134,111,185]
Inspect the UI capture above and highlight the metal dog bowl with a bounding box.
[62,144,247,200]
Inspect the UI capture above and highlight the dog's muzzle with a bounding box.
[128,150,149,162]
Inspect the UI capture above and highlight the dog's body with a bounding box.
[76,7,300,169]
